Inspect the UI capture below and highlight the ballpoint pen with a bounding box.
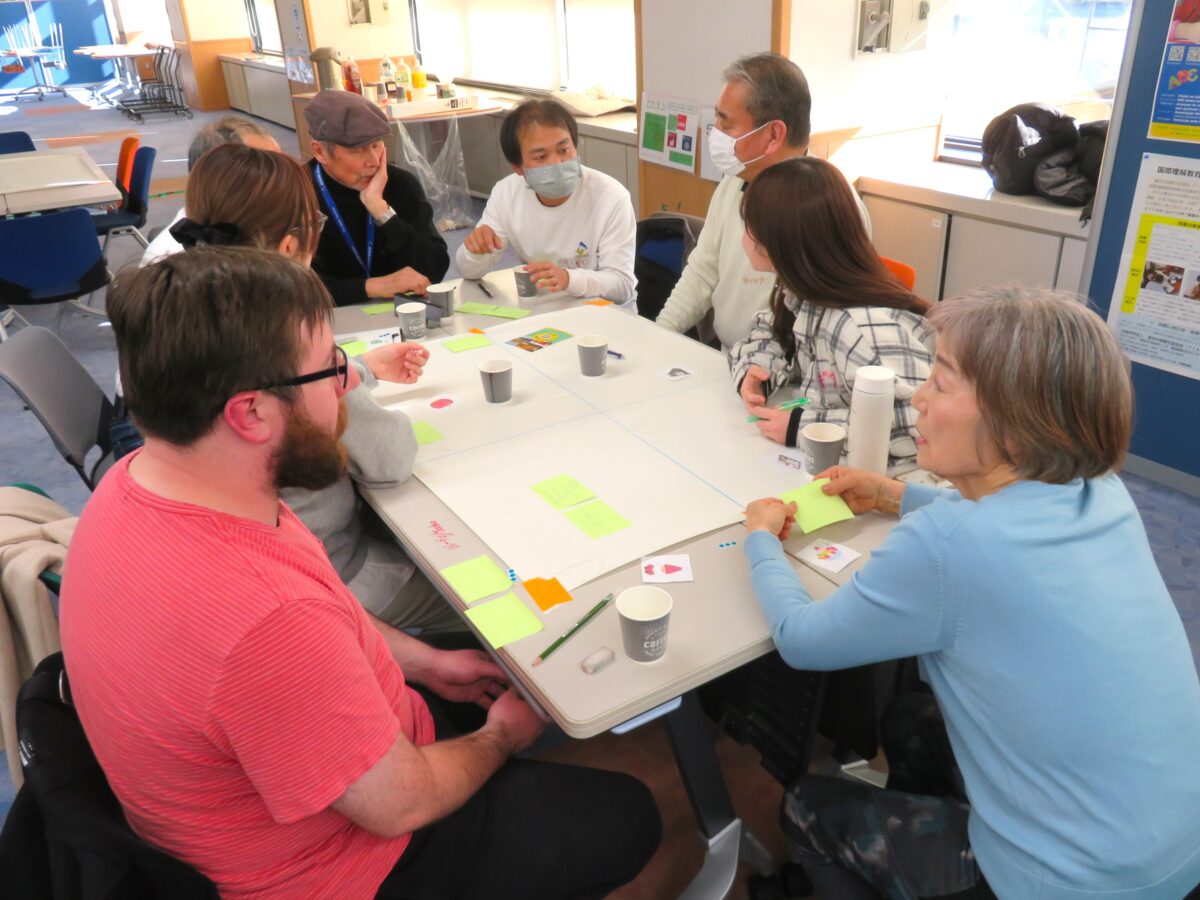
[477,280,495,299]
[607,349,624,359]
[531,594,612,666]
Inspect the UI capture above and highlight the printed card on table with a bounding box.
[641,554,693,583]
[793,540,862,574]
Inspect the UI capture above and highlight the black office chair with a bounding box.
[92,145,157,252]
[0,652,219,899]
[633,212,704,322]
[0,129,35,154]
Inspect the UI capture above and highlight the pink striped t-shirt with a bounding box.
[61,454,434,899]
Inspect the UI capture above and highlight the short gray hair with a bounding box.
[187,116,275,171]
[927,286,1132,483]
[723,53,811,149]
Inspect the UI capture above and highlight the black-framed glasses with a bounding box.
[259,345,349,391]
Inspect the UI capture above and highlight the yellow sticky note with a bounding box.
[440,555,512,604]
[523,577,572,612]
[362,302,394,315]
[564,500,630,539]
[412,421,443,446]
[532,474,596,510]
[780,479,855,534]
[445,334,492,352]
[465,592,544,648]
[339,340,369,357]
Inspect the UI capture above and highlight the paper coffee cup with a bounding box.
[514,267,537,298]
[479,358,513,403]
[395,301,427,340]
[801,422,846,475]
[426,283,456,317]
[577,334,608,377]
[616,586,672,663]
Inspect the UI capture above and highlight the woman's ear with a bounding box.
[277,234,301,259]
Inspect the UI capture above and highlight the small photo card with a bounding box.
[793,540,862,574]
[641,553,693,583]
[661,366,692,381]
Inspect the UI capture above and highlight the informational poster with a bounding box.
[699,107,720,183]
[1106,152,1200,379]
[639,93,699,173]
[1149,0,1200,141]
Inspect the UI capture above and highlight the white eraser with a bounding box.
[580,647,615,675]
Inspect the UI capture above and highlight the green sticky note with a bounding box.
[564,500,630,539]
[642,112,666,151]
[464,592,544,649]
[780,479,855,534]
[669,150,693,166]
[339,340,368,357]
[456,301,495,315]
[412,421,443,446]
[487,306,531,319]
[439,555,512,604]
[532,474,596,510]
[362,302,394,315]
[444,334,492,352]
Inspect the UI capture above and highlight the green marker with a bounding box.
[747,396,809,423]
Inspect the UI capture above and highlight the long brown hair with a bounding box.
[186,144,322,259]
[741,157,929,357]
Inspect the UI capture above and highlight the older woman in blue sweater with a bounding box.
[744,287,1200,900]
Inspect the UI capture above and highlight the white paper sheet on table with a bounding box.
[414,415,744,590]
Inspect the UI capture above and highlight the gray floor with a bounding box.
[2,93,1198,868]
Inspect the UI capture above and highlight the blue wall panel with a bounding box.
[1,0,114,90]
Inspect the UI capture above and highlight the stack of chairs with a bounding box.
[116,44,192,123]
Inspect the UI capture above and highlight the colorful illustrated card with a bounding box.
[641,554,693,583]
[507,328,573,352]
[793,540,862,574]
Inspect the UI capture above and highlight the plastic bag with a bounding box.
[390,116,475,232]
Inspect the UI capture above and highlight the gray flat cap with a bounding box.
[304,90,390,148]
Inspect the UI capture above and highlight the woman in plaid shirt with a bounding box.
[730,157,935,457]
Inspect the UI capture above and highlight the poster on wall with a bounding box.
[1149,0,1200,141]
[639,93,699,173]
[1106,152,1200,380]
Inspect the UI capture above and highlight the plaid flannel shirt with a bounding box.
[728,290,936,455]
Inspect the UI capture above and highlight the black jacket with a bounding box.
[308,158,449,306]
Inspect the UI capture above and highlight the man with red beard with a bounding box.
[60,247,660,900]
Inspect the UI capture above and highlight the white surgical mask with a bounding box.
[524,157,582,200]
[708,122,770,177]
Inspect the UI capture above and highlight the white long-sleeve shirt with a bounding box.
[655,171,871,350]
[455,166,637,308]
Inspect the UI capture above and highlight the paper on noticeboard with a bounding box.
[639,93,699,174]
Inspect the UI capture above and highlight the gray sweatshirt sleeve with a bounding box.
[341,359,417,489]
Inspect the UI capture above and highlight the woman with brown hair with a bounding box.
[743,287,1200,899]
[730,156,934,454]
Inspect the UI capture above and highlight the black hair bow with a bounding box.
[169,218,244,248]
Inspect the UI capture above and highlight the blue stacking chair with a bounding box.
[92,145,156,252]
[0,208,111,335]
[0,131,35,154]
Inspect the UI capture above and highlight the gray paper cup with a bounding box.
[616,586,672,663]
[395,300,427,340]
[426,283,456,317]
[577,334,608,376]
[479,359,513,403]
[514,267,538,298]
[801,422,846,475]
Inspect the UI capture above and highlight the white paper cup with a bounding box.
[479,358,513,403]
[616,586,673,663]
[577,334,608,376]
[426,283,456,317]
[801,422,846,475]
[395,300,427,340]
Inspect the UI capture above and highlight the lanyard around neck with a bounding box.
[314,164,374,276]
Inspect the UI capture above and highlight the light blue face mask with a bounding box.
[524,157,581,200]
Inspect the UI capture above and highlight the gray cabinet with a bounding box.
[1056,237,1088,294]
[221,60,251,114]
[243,65,293,128]
[942,216,1061,301]
[861,194,948,302]
[460,115,509,196]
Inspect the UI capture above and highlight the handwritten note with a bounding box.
[780,479,855,534]
[564,500,631,539]
[439,555,512,604]
[531,474,596,510]
[465,593,544,648]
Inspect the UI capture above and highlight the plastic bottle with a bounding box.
[394,58,411,102]
[342,58,363,94]
[411,59,427,92]
[845,365,896,475]
[379,55,395,83]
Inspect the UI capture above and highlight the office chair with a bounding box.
[633,211,705,322]
[0,129,35,154]
[0,327,116,490]
[92,145,156,252]
[0,207,111,335]
[114,135,141,205]
[0,652,220,899]
[880,255,917,292]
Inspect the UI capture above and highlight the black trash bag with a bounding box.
[981,103,1079,195]
[1034,148,1094,207]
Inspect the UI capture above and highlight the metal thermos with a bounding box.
[311,47,347,92]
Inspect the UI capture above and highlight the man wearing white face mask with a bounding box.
[656,53,870,350]
[456,99,638,309]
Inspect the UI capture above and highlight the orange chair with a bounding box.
[114,136,140,204]
[880,255,917,291]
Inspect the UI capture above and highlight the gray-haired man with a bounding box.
[655,53,870,351]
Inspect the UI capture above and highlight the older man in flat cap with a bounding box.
[306,90,449,306]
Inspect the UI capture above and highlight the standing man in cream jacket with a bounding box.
[656,53,870,350]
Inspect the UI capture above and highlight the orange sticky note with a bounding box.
[584,299,614,307]
[523,577,572,612]
[469,327,486,334]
